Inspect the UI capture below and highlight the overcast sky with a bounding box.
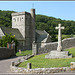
[0,1,75,21]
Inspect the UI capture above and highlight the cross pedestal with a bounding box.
[45,24,72,59]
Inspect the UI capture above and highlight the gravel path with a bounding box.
[0,56,23,73]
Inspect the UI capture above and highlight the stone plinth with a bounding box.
[45,50,72,59]
[45,24,72,59]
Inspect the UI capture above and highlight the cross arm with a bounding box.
[61,27,65,29]
[55,27,65,29]
[55,27,59,29]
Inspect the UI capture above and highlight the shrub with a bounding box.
[0,33,18,53]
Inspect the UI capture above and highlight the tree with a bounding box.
[0,10,75,41]
[0,33,18,53]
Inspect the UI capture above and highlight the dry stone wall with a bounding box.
[0,48,15,59]
[10,66,71,74]
[10,55,71,74]
[37,37,75,54]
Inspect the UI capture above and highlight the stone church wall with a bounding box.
[17,40,24,51]
[36,37,75,54]
[0,48,15,59]
[0,28,4,38]
[25,12,32,50]
[12,12,26,39]
[12,9,35,50]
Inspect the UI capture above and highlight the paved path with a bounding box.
[0,56,23,73]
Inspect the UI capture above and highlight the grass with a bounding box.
[65,47,75,57]
[18,47,75,69]
[56,34,75,40]
[16,50,32,56]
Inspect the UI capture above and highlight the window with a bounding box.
[13,18,16,21]
[17,18,19,21]
[20,17,21,21]
[22,17,23,19]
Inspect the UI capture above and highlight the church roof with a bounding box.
[0,26,51,42]
[36,30,51,43]
[36,30,48,35]
[0,26,24,40]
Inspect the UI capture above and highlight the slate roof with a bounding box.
[0,26,24,40]
[36,30,48,42]
[0,26,51,42]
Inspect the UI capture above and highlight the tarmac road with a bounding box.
[0,56,23,73]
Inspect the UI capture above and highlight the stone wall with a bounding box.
[37,37,75,54]
[10,55,71,74]
[0,47,15,59]
[10,66,70,74]
[37,42,57,54]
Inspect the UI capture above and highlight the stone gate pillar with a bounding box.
[32,41,37,55]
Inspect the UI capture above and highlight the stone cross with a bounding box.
[55,24,64,51]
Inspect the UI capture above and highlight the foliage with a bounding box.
[18,47,75,68]
[65,47,75,57]
[0,10,75,41]
[36,15,75,41]
[0,10,15,27]
[0,33,18,52]
[62,35,74,39]
[16,50,32,56]
[56,34,74,40]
